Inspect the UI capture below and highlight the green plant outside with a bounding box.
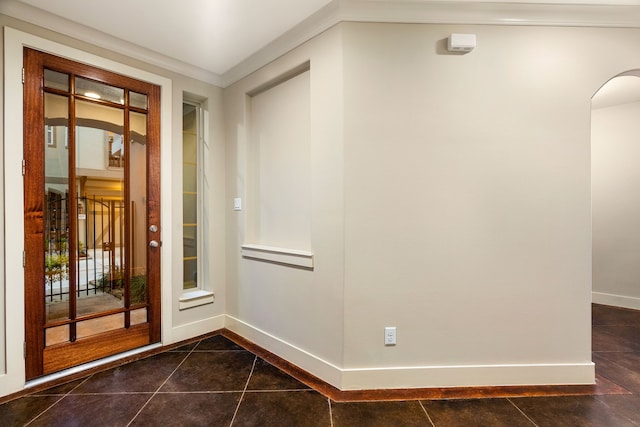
[45,253,69,283]
[96,270,147,305]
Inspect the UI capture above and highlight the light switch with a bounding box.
[233,198,242,211]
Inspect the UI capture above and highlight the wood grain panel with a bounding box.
[43,324,150,374]
[23,48,47,379]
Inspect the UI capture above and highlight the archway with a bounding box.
[592,71,640,310]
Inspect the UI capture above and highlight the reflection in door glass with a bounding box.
[43,85,151,345]
[44,69,69,92]
[44,93,70,335]
[130,111,148,307]
[75,100,125,321]
[75,77,124,105]
[130,92,148,110]
[77,313,125,339]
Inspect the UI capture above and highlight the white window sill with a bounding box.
[241,244,313,269]
[179,289,215,310]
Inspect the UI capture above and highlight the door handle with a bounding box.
[149,240,160,248]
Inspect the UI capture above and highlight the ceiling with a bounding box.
[592,75,640,109]
[16,0,333,76]
[4,0,640,87]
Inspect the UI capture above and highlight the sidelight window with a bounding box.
[182,102,202,290]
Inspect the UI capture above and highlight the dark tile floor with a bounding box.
[2,303,640,426]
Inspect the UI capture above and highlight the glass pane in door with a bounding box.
[130,92,148,110]
[44,93,70,334]
[130,111,148,307]
[44,69,69,91]
[75,77,125,105]
[76,100,125,319]
[77,313,125,339]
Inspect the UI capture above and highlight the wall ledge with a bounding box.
[179,290,215,310]
[241,244,314,269]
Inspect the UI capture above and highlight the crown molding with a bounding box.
[0,0,223,86]
[3,0,640,88]
[339,1,640,27]
[222,0,640,86]
[221,1,342,88]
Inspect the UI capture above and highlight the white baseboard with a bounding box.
[593,292,640,310]
[167,314,226,345]
[340,362,595,390]
[224,315,343,388]
[225,315,595,390]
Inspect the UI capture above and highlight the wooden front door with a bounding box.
[23,48,161,380]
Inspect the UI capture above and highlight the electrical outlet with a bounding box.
[384,327,396,346]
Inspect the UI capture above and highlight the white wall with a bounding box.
[227,22,640,390]
[340,22,605,388]
[593,97,640,309]
[224,25,345,386]
[248,69,312,250]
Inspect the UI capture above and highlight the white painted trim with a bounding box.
[225,315,343,389]
[221,1,342,87]
[2,26,173,397]
[593,291,640,310]
[241,244,314,269]
[222,0,640,86]
[170,315,226,344]
[225,314,594,390]
[179,290,215,310]
[340,362,595,390]
[5,0,638,89]
[2,26,27,397]
[339,0,640,28]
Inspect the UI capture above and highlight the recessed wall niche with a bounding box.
[246,64,312,256]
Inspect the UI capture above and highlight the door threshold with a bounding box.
[25,342,162,389]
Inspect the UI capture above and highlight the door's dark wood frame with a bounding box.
[24,48,161,380]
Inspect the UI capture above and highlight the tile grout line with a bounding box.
[418,400,436,427]
[229,355,258,427]
[593,394,640,427]
[24,373,95,426]
[125,342,199,427]
[243,388,314,393]
[48,391,156,396]
[507,398,539,427]
[592,350,640,395]
[595,351,637,367]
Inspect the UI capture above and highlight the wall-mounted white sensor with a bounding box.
[448,33,476,52]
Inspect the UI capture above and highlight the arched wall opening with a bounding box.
[592,70,640,309]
